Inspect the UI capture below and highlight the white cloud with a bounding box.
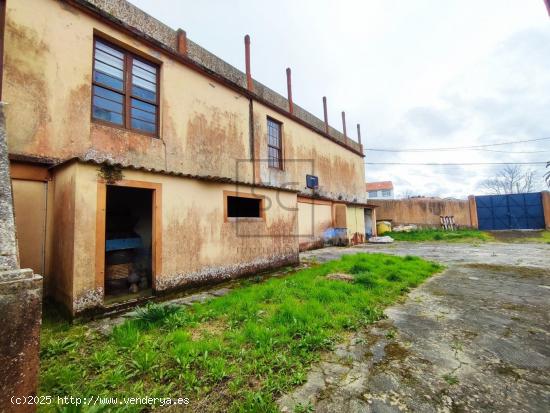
[130,0,550,197]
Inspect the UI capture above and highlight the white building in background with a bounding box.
[366,181,394,199]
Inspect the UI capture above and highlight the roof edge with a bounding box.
[298,193,378,208]
[52,157,302,193]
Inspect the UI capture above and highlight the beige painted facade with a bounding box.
[253,102,366,200]
[44,162,298,315]
[346,206,366,244]
[4,0,366,201]
[4,0,370,314]
[297,198,370,251]
[11,179,47,280]
[297,200,333,250]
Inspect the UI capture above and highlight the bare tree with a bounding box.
[545,161,550,188]
[480,165,537,194]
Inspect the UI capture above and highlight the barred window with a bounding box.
[92,38,159,136]
[267,118,282,169]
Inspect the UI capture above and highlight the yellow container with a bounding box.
[376,221,391,235]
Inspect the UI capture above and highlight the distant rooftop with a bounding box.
[366,181,394,191]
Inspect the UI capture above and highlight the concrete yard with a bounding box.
[279,242,550,412]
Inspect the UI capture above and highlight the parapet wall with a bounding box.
[370,198,474,228]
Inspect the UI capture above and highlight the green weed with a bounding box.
[111,322,140,348]
[443,373,459,385]
[134,303,181,326]
[39,253,443,412]
[387,229,492,242]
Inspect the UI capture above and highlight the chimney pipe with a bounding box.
[322,96,329,134]
[356,123,362,145]
[286,68,293,114]
[341,111,347,139]
[244,35,253,91]
[177,29,188,55]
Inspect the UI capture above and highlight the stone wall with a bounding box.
[370,198,474,228]
[0,103,43,412]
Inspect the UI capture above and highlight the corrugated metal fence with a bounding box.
[475,192,545,230]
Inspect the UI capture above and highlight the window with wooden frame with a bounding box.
[92,38,159,136]
[267,117,283,169]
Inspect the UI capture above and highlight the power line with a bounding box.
[364,161,548,166]
[364,136,550,152]
[465,148,550,154]
[367,148,550,154]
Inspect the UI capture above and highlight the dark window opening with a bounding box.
[105,186,153,301]
[92,38,159,136]
[267,117,282,169]
[227,196,262,218]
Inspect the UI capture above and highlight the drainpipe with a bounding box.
[249,98,255,184]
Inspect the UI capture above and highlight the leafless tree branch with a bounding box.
[480,165,538,194]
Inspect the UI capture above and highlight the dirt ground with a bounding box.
[278,242,550,412]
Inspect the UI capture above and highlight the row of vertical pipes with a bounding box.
[243,34,363,152]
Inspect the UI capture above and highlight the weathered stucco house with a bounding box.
[3,0,375,316]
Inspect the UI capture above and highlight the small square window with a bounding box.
[226,194,263,219]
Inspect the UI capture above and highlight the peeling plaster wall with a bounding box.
[4,0,253,183]
[68,163,298,314]
[297,200,333,251]
[346,205,365,244]
[4,0,363,192]
[49,163,77,312]
[80,0,362,154]
[253,102,366,202]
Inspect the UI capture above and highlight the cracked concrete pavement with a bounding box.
[279,242,550,413]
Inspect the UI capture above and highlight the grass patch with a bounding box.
[386,229,492,243]
[442,373,459,385]
[39,253,443,412]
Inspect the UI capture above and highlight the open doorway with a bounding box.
[104,185,153,302]
[365,208,374,238]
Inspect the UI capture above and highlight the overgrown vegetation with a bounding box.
[442,373,459,385]
[386,229,492,242]
[39,253,443,412]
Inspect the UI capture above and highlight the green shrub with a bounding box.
[111,322,140,348]
[134,303,181,326]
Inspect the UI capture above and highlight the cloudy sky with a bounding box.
[131,0,550,198]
